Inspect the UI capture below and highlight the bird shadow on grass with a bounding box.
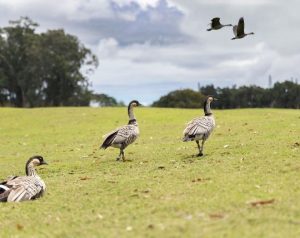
[119,159,133,163]
[180,154,205,163]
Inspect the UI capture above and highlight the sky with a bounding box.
[0,0,299,104]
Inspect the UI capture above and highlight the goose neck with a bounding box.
[204,99,212,116]
[26,164,37,176]
[128,104,136,121]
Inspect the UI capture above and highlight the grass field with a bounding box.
[0,107,299,238]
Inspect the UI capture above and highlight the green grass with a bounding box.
[0,107,299,238]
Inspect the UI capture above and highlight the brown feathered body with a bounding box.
[0,156,47,202]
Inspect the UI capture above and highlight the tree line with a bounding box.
[152,81,300,109]
[0,17,98,107]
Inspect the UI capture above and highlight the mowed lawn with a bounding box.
[0,107,299,238]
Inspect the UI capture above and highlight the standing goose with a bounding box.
[182,96,217,157]
[0,156,47,202]
[207,17,232,31]
[100,100,141,161]
[231,17,254,40]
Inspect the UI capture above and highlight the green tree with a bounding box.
[152,81,300,109]
[0,17,40,107]
[91,93,125,107]
[39,29,98,106]
[271,81,300,108]
[199,84,218,96]
[152,89,205,108]
[0,17,98,107]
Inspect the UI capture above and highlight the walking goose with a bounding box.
[182,96,217,156]
[207,17,232,31]
[231,17,254,40]
[0,156,47,202]
[100,100,141,161]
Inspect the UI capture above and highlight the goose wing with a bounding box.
[233,25,238,37]
[211,17,221,28]
[111,125,138,146]
[101,125,138,149]
[1,176,44,202]
[237,17,245,36]
[183,117,214,141]
[101,127,120,149]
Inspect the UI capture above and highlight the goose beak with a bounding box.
[41,161,48,165]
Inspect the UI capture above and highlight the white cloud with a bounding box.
[116,0,159,9]
[97,38,119,58]
[0,0,112,20]
[0,0,299,104]
[183,0,274,6]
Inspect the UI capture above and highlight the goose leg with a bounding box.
[116,149,122,161]
[196,140,204,157]
[200,140,205,156]
[121,149,125,162]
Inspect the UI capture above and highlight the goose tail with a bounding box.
[0,185,10,202]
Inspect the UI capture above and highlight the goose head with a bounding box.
[25,155,48,176]
[128,100,142,107]
[207,96,218,102]
[26,155,48,167]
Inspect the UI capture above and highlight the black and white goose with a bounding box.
[100,100,141,161]
[0,156,47,202]
[231,17,254,40]
[182,96,217,157]
[207,17,232,31]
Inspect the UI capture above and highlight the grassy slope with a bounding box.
[0,107,299,238]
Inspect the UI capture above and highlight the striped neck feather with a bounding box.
[26,164,37,176]
[128,105,136,121]
[204,99,212,116]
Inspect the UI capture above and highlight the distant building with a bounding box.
[197,82,201,92]
[268,75,273,88]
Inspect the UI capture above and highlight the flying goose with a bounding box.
[232,17,254,40]
[100,100,141,161]
[0,156,47,202]
[182,96,217,157]
[207,17,232,31]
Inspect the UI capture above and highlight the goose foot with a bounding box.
[197,152,203,157]
[116,157,121,161]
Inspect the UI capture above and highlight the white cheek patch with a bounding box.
[32,159,40,166]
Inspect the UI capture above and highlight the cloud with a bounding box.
[74,0,189,45]
[92,38,280,98]
[0,0,112,21]
[0,0,299,104]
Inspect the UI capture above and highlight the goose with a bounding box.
[232,17,254,40]
[182,96,217,157]
[100,100,141,161]
[207,17,232,31]
[0,155,47,202]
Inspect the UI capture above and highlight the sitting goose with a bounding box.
[207,17,232,31]
[100,100,141,161]
[182,96,217,157]
[231,17,254,40]
[0,156,47,202]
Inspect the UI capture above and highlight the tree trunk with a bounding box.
[15,86,24,107]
